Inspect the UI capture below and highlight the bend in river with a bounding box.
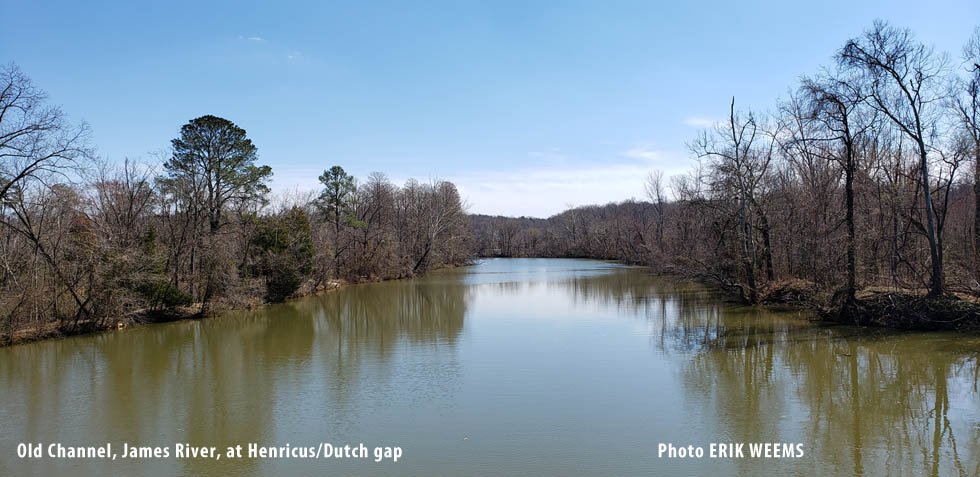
[1,258,978,475]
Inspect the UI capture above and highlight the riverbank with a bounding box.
[486,257,980,332]
[758,279,980,332]
[6,260,978,348]
[0,279,350,348]
[0,260,473,348]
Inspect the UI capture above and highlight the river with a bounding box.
[1,258,978,475]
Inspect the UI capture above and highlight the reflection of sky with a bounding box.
[461,258,652,323]
[460,257,623,286]
[0,258,978,475]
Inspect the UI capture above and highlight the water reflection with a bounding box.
[496,263,980,475]
[0,259,977,476]
[0,273,467,475]
[637,281,980,476]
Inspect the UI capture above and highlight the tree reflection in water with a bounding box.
[0,275,468,476]
[0,260,977,476]
[554,266,980,476]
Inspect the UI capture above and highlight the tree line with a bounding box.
[3,20,978,339]
[0,65,469,338]
[473,21,980,315]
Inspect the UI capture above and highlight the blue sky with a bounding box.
[2,1,978,217]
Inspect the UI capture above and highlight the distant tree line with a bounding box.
[473,22,980,312]
[0,63,470,337]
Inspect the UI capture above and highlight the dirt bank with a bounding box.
[0,279,349,347]
[759,279,980,332]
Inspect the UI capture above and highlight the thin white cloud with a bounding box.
[270,167,321,194]
[235,35,317,63]
[529,149,568,164]
[622,144,662,161]
[450,163,663,217]
[683,117,717,128]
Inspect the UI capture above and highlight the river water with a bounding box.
[1,258,978,475]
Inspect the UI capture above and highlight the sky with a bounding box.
[2,1,978,217]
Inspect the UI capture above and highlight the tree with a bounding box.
[0,64,93,330]
[90,159,155,247]
[780,90,844,284]
[953,27,980,279]
[0,63,90,204]
[162,115,271,313]
[840,20,949,297]
[318,166,356,233]
[253,207,313,302]
[89,160,175,313]
[350,172,397,276]
[166,115,271,234]
[645,170,667,252]
[801,70,873,310]
[690,98,771,303]
[316,165,357,275]
[398,180,468,274]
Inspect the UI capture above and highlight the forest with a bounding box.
[0,77,470,342]
[472,21,980,329]
[2,20,979,343]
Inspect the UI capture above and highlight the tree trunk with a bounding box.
[844,148,857,309]
[974,145,980,282]
[757,209,774,282]
[918,142,943,297]
[738,196,758,304]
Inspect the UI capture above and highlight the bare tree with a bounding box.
[0,63,90,203]
[840,20,950,297]
[645,170,667,251]
[952,27,980,279]
[691,98,771,303]
[90,159,155,247]
[780,90,842,284]
[801,69,874,310]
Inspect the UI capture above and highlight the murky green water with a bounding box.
[1,258,978,475]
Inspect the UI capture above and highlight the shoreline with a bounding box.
[758,279,980,333]
[0,260,472,348]
[0,279,351,348]
[4,259,979,348]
